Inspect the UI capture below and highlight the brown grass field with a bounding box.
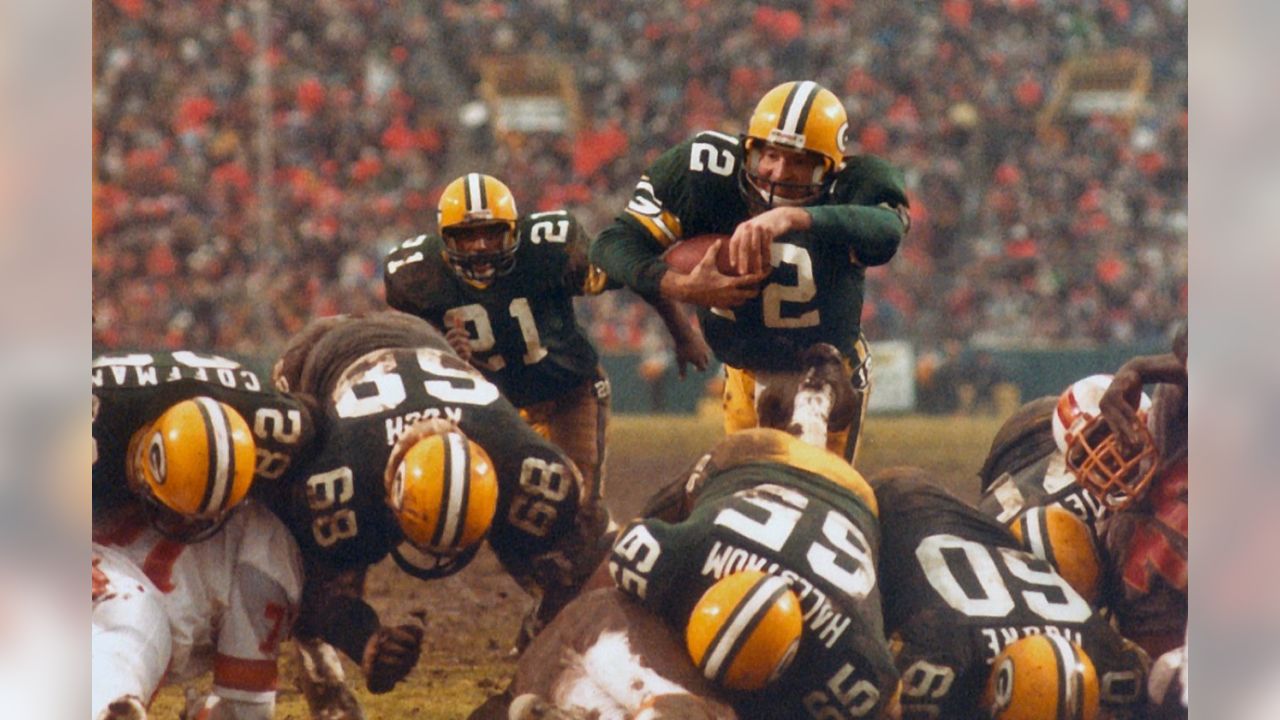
[153,409,1005,719]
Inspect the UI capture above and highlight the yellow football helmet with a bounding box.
[982,635,1100,720]
[741,80,848,209]
[387,430,499,556]
[1052,374,1158,511]
[125,397,256,541]
[1009,506,1103,605]
[686,570,803,691]
[437,172,520,288]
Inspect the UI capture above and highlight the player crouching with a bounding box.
[92,398,304,720]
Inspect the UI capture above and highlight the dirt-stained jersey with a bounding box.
[591,131,908,371]
[610,429,898,720]
[93,501,304,701]
[269,344,581,572]
[874,474,1147,719]
[384,211,609,407]
[92,350,316,516]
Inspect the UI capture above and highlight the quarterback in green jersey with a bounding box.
[386,173,707,523]
[590,80,910,463]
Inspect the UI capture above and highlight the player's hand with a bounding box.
[1099,366,1146,450]
[362,623,424,694]
[92,557,109,602]
[445,316,472,362]
[664,240,768,308]
[727,206,807,274]
[673,329,711,379]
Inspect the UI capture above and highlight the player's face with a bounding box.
[752,144,825,199]
[446,223,509,271]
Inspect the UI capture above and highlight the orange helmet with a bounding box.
[740,81,848,209]
[686,570,803,691]
[1052,374,1158,511]
[387,430,499,556]
[126,397,256,541]
[437,173,520,288]
[982,635,1100,720]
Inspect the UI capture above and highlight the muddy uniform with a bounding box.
[874,475,1147,719]
[92,350,315,516]
[610,429,898,720]
[590,131,908,460]
[385,211,613,505]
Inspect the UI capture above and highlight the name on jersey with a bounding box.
[93,364,262,392]
[702,540,852,649]
[385,407,465,446]
[979,625,1082,663]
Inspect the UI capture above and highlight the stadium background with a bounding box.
[92,0,1186,717]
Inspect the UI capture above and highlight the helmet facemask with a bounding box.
[441,220,519,289]
[739,139,836,213]
[1063,412,1159,512]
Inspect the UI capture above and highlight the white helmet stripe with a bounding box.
[781,81,818,136]
[194,397,233,515]
[702,575,788,683]
[466,172,485,212]
[1022,507,1052,566]
[438,433,469,549]
[1046,633,1084,720]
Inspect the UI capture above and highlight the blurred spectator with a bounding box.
[93,0,1186,362]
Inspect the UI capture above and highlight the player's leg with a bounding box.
[92,546,172,719]
[722,366,758,435]
[539,368,611,519]
[830,334,872,465]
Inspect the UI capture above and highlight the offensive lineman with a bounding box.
[264,311,610,696]
[608,428,900,720]
[591,80,910,462]
[92,351,310,719]
[872,467,1148,719]
[385,173,708,530]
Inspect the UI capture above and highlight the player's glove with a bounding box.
[361,623,425,694]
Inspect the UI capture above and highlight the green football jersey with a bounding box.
[874,475,1148,718]
[384,210,610,407]
[610,429,898,720]
[591,131,909,371]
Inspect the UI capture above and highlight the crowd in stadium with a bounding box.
[92,0,1187,359]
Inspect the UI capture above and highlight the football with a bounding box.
[661,233,738,275]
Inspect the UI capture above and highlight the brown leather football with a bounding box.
[661,233,738,275]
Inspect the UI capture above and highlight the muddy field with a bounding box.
[153,410,1004,719]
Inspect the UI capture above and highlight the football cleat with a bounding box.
[437,172,520,288]
[982,635,1100,720]
[1052,374,1158,511]
[1009,506,1103,605]
[740,80,848,209]
[126,397,255,541]
[685,570,802,691]
[387,430,499,556]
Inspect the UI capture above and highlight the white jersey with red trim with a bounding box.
[92,543,172,717]
[94,501,303,705]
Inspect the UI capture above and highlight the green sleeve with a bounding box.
[805,155,910,267]
[589,141,695,300]
[609,517,703,620]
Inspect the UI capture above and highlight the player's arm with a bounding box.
[809,155,910,267]
[1099,351,1187,449]
[608,517,701,618]
[592,142,763,307]
[205,507,305,719]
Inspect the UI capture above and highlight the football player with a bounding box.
[91,373,306,719]
[93,350,318,527]
[590,80,911,463]
[608,428,901,720]
[871,467,1149,719]
[266,311,612,696]
[385,173,710,528]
